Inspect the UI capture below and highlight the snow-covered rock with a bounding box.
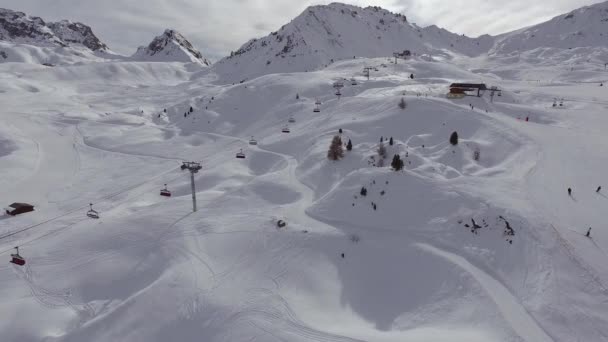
[0,8,108,51]
[213,3,493,82]
[132,29,210,65]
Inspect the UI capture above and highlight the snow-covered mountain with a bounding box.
[132,29,210,65]
[0,8,108,51]
[491,0,608,55]
[213,3,493,82]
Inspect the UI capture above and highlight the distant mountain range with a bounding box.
[1,1,607,74]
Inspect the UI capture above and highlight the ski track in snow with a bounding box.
[416,243,553,342]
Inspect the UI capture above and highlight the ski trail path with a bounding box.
[416,243,553,342]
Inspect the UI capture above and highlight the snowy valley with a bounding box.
[1,2,608,342]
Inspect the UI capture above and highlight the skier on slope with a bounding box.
[568,188,572,196]
[586,227,592,238]
[597,186,602,193]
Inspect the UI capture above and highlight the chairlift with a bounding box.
[351,78,357,86]
[87,203,100,219]
[313,105,320,113]
[497,91,502,97]
[160,184,171,197]
[335,90,342,96]
[282,126,291,133]
[249,136,258,145]
[10,247,25,266]
[236,149,246,159]
[559,99,564,107]
[288,116,296,123]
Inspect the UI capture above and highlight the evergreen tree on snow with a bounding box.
[360,187,367,197]
[296,93,300,100]
[327,135,344,161]
[190,106,193,113]
[391,154,404,171]
[450,131,459,146]
[389,137,394,146]
[398,97,407,110]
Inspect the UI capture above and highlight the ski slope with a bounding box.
[1,49,608,342]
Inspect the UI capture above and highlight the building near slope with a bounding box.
[449,83,487,98]
[5,202,34,216]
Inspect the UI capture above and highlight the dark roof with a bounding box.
[9,203,34,209]
[450,83,487,90]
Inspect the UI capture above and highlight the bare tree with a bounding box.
[327,135,344,161]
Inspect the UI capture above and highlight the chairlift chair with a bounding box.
[288,116,296,123]
[10,247,25,266]
[249,136,258,145]
[236,149,246,159]
[160,184,171,197]
[313,105,320,113]
[282,126,291,133]
[351,78,357,86]
[87,203,100,219]
[335,90,341,96]
[497,91,502,97]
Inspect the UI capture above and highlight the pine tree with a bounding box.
[296,93,300,100]
[389,137,394,146]
[327,135,344,161]
[391,154,404,171]
[360,187,367,196]
[398,97,407,110]
[190,106,193,113]
[346,139,353,151]
[450,131,459,146]
[339,128,343,134]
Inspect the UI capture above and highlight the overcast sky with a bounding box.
[0,0,601,59]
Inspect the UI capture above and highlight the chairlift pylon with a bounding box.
[87,203,100,219]
[160,184,171,197]
[10,246,25,266]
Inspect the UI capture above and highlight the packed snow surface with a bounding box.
[2,2,608,342]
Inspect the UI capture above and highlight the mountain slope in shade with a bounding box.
[132,29,210,65]
[213,3,493,82]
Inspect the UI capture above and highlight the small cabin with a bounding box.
[5,203,34,216]
[449,83,487,97]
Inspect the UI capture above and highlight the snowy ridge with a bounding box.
[0,8,108,51]
[213,3,493,82]
[491,0,608,55]
[132,29,210,66]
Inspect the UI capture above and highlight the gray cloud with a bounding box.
[0,0,601,60]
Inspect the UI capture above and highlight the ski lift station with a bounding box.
[448,83,488,98]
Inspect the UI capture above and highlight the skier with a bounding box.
[341,253,345,258]
[597,186,602,193]
[525,117,529,122]
[568,188,572,196]
[586,227,592,238]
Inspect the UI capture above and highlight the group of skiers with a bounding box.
[567,186,602,238]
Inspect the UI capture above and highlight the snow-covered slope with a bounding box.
[491,0,608,55]
[0,8,116,65]
[2,2,608,342]
[132,29,210,66]
[213,3,493,82]
[1,48,608,341]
